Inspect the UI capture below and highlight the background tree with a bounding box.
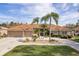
[0,23,7,27]
[32,17,40,37]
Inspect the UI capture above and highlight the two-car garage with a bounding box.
[8,25,34,37]
[8,31,33,37]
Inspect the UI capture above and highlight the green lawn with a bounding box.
[4,45,79,56]
[72,36,79,43]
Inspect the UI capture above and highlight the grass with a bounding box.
[4,45,79,56]
[72,36,79,43]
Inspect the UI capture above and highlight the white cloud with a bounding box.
[6,3,59,24]
[2,3,78,25]
[0,14,15,20]
[0,14,18,23]
[0,13,33,24]
[73,3,78,7]
[62,3,68,8]
[19,3,58,17]
[62,3,70,11]
[61,12,79,19]
[59,11,79,25]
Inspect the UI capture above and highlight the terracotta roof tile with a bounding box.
[8,24,39,31]
[48,25,68,31]
[8,24,68,31]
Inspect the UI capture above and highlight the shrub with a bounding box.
[32,34,38,42]
[60,35,67,39]
[71,36,79,40]
[49,39,58,43]
[67,35,72,38]
[60,35,72,39]
[51,34,72,39]
[51,35,59,37]
[51,34,62,38]
[26,38,29,42]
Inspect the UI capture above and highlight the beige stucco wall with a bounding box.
[52,31,68,35]
[8,31,33,37]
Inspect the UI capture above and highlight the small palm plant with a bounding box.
[32,34,38,42]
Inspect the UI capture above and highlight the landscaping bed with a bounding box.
[72,36,79,43]
[4,45,79,56]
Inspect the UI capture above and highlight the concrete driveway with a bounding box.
[0,37,79,56]
[0,37,23,56]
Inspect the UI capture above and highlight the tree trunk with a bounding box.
[49,17,52,42]
[39,21,41,40]
[44,21,46,37]
[39,28,40,37]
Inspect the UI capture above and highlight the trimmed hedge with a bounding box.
[51,34,72,39]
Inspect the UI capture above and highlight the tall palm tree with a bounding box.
[32,17,40,37]
[51,12,59,26]
[42,12,59,41]
[51,12,59,35]
[41,16,48,36]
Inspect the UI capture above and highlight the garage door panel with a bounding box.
[8,31,23,37]
[24,31,33,37]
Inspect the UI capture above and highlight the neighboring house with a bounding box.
[0,26,8,36]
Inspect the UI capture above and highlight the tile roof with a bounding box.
[8,24,68,31]
[48,25,68,31]
[8,24,39,31]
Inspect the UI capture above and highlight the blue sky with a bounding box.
[0,3,79,25]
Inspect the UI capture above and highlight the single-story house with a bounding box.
[7,24,79,37]
[0,26,8,36]
[8,24,70,37]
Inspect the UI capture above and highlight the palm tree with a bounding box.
[51,12,59,35]
[32,17,39,24]
[42,12,59,41]
[40,24,47,36]
[32,17,40,37]
[41,16,48,36]
[51,12,59,26]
